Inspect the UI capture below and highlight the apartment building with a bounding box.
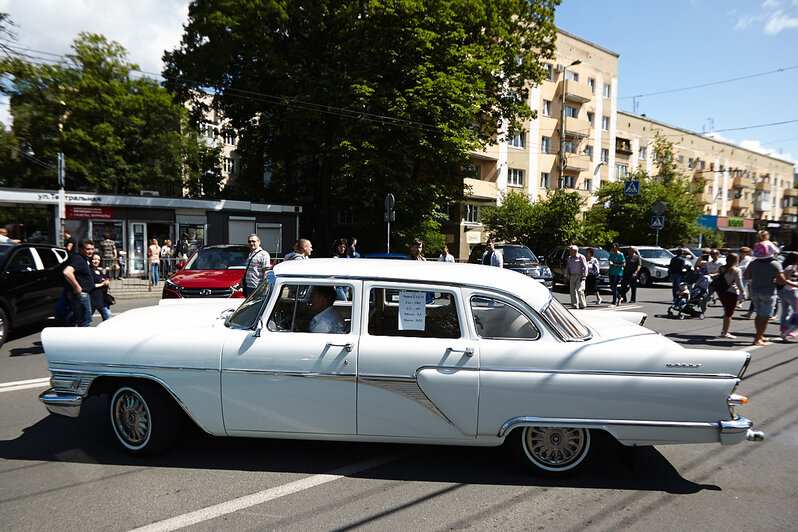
[445,29,796,258]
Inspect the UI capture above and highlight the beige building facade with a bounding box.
[444,29,796,259]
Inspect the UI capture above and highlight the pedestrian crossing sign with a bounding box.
[651,216,664,229]
[624,180,640,195]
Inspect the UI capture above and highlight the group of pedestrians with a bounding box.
[58,238,114,327]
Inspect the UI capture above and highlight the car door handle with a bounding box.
[327,342,354,352]
[447,347,475,357]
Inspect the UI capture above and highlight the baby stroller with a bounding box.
[667,278,708,320]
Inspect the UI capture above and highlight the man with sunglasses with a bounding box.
[242,234,270,297]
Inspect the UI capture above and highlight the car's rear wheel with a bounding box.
[109,382,179,456]
[637,269,651,287]
[0,307,7,348]
[510,426,593,476]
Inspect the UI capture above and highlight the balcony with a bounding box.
[563,79,593,103]
[754,199,772,212]
[731,198,752,210]
[563,154,590,172]
[564,116,591,138]
[732,176,753,188]
[694,170,715,181]
[784,206,798,216]
[615,138,633,155]
[464,177,497,200]
[697,191,715,204]
[783,187,798,197]
[755,181,771,191]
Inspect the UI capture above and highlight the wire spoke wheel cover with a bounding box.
[111,387,152,450]
[521,426,591,473]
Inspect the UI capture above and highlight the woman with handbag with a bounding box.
[90,254,113,321]
[716,253,744,339]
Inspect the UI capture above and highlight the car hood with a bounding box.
[41,300,240,367]
[642,257,671,267]
[168,269,244,288]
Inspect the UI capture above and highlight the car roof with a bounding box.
[273,258,549,305]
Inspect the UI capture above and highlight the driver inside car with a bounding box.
[309,285,346,334]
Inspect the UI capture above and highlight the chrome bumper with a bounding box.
[39,388,83,418]
[719,416,764,444]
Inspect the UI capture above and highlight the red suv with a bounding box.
[162,245,253,299]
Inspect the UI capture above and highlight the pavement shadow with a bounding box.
[9,340,44,357]
[0,396,717,494]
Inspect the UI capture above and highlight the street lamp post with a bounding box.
[559,59,582,188]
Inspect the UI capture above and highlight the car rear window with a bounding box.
[368,287,461,338]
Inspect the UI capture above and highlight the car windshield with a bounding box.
[638,248,674,259]
[540,296,591,341]
[580,248,609,260]
[226,273,273,328]
[184,248,249,270]
[501,247,538,263]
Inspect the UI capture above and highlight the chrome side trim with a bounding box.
[358,375,453,425]
[497,416,723,438]
[221,369,356,381]
[49,361,219,372]
[478,366,738,379]
[738,352,752,378]
[39,389,83,418]
[719,416,754,434]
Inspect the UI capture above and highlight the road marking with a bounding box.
[0,377,50,393]
[130,450,409,532]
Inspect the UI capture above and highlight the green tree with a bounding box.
[0,33,221,194]
[163,0,559,247]
[594,131,703,248]
[480,189,615,256]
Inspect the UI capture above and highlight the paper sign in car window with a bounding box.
[399,290,426,331]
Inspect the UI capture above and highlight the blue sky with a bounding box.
[1,0,796,169]
[555,0,798,166]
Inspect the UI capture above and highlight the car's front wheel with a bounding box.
[109,382,179,456]
[0,307,8,348]
[510,426,594,476]
[637,269,651,287]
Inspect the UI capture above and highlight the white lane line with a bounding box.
[0,377,50,393]
[130,450,409,532]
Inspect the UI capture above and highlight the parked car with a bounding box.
[162,244,252,299]
[363,252,411,260]
[0,243,67,347]
[39,259,762,476]
[467,243,553,289]
[620,246,674,287]
[547,246,610,288]
[668,247,704,266]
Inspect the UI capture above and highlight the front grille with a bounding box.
[178,287,235,298]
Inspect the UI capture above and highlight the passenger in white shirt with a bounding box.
[309,285,346,334]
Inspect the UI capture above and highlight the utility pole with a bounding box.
[559,59,582,188]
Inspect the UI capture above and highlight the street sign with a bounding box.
[653,201,666,215]
[651,216,665,229]
[624,180,640,195]
[384,193,395,212]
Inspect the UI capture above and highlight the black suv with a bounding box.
[547,246,610,288]
[0,243,68,347]
[467,243,553,289]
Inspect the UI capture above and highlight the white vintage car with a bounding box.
[39,259,762,476]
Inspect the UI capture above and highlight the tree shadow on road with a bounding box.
[0,396,718,494]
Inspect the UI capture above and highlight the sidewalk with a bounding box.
[107,276,164,300]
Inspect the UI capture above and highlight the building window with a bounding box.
[542,100,552,117]
[585,178,592,192]
[509,131,525,148]
[559,175,576,189]
[708,186,713,196]
[587,112,594,126]
[600,148,609,163]
[584,145,593,161]
[563,140,576,154]
[544,64,554,81]
[601,116,610,131]
[224,157,237,174]
[688,158,694,170]
[541,137,551,154]
[588,78,595,94]
[465,204,480,223]
[603,83,611,98]
[565,69,579,82]
[564,105,578,118]
[508,168,525,187]
[698,160,705,170]
[540,172,550,189]
[639,146,647,160]
[678,155,684,165]
[222,131,237,145]
[615,163,628,179]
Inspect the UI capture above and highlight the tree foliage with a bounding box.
[480,189,616,256]
[594,131,704,248]
[163,0,559,247]
[0,32,220,194]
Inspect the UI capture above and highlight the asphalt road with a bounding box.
[1,286,796,531]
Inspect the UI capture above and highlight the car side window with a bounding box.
[367,287,461,338]
[268,283,352,334]
[471,296,540,340]
[35,247,60,269]
[8,249,36,271]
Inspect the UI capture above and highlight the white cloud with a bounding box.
[734,0,798,34]
[764,10,798,33]
[740,139,796,163]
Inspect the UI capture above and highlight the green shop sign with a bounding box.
[727,217,744,227]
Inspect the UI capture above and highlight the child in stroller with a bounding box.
[667,278,708,319]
